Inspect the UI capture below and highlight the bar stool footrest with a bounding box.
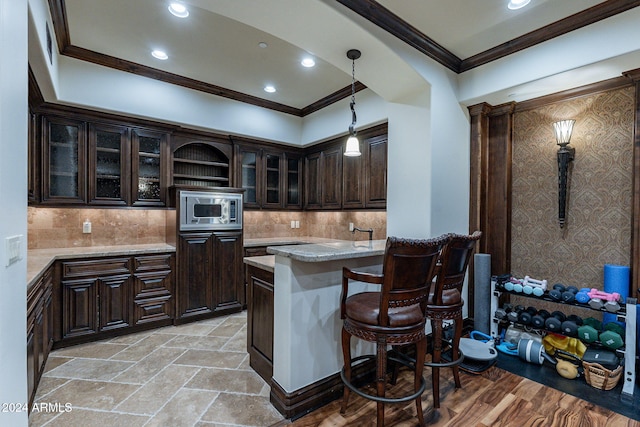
[341,354,427,404]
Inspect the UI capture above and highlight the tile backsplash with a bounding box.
[28,207,168,249]
[28,207,388,249]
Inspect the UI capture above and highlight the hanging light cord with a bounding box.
[349,57,357,137]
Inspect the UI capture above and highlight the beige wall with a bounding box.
[511,86,634,287]
[28,207,387,248]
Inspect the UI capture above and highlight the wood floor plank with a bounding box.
[282,366,638,427]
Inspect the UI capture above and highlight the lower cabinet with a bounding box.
[132,254,174,326]
[246,264,274,383]
[59,253,175,346]
[176,231,243,323]
[27,265,54,410]
[61,258,132,341]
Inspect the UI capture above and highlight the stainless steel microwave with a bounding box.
[179,190,242,231]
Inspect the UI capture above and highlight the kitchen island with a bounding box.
[247,239,386,418]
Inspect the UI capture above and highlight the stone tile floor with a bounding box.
[29,312,286,427]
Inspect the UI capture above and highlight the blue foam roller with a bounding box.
[603,264,630,299]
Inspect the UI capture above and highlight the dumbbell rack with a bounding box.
[490,280,637,397]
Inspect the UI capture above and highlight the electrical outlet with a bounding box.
[290,220,296,229]
[83,219,92,234]
[295,220,300,228]
[5,235,22,266]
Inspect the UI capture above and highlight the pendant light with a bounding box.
[344,49,362,157]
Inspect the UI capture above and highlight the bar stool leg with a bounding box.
[340,328,352,414]
[415,338,427,426]
[452,317,463,389]
[431,319,442,408]
[376,337,387,426]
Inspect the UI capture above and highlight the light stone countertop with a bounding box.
[243,255,275,273]
[243,236,338,247]
[267,239,386,262]
[28,243,176,289]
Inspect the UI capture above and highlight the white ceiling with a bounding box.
[61,0,616,110]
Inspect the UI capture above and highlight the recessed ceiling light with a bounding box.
[258,42,268,48]
[508,0,531,10]
[168,2,189,18]
[264,85,276,93]
[301,57,315,68]
[151,50,168,60]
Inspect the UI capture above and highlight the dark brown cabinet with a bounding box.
[304,151,322,209]
[171,134,232,188]
[27,266,54,409]
[304,144,343,209]
[235,142,303,209]
[37,112,170,207]
[285,153,303,208]
[61,257,132,341]
[41,116,87,204]
[246,264,274,383]
[58,253,175,345]
[305,124,387,210]
[132,254,174,326]
[89,123,130,205]
[176,231,243,323]
[364,133,388,208]
[131,128,168,207]
[176,232,215,320]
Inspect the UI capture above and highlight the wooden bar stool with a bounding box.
[426,230,482,408]
[340,235,450,426]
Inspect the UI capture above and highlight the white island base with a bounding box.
[267,240,386,418]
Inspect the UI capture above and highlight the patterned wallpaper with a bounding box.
[511,86,634,288]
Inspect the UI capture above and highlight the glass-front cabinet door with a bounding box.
[89,123,129,205]
[238,148,259,209]
[131,128,167,206]
[285,154,302,209]
[42,116,86,204]
[263,151,282,208]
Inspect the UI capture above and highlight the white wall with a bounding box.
[0,0,29,425]
[55,56,304,145]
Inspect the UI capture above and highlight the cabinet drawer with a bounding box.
[244,247,268,257]
[62,258,131,279]
[133,254,173,272]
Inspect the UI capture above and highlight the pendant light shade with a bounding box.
[344,135,361,157]
[344,49,361,157]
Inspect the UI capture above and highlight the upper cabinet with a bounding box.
[305,123,387,210]
[170,133,232,189]
[234,139,303,210]
[30,103,385,211]
[89,123,130,206]
[132,129,167,207]
[36,110,170,207]
[41,116,87,204]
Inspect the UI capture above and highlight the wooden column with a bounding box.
[623,68,640,299]
[468,102,515,317]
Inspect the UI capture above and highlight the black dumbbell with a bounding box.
[545,310,566,332]
[495,303,514,320]
[531,309,550,329]
[562,286,579,303]
[507,305,526,323]
[549,284,565,301]
[561,314,583,337]
[518,306,538,325]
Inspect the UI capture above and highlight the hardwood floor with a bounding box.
[273,365,640,426]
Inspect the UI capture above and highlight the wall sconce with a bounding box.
[553,119,575,229]
[344,49,361,157]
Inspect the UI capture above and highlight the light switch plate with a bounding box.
[5,235,22,266]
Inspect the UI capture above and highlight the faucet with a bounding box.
[352,226,373,241]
